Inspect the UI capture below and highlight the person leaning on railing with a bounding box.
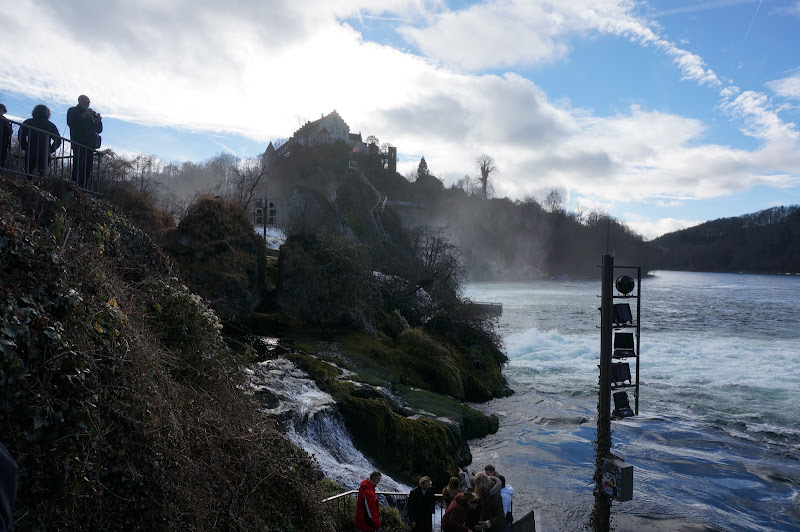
[19,105,61,178]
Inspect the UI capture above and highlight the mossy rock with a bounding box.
[162,195,267,318]
[288,350,494,487]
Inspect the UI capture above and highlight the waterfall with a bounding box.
[245,353,410,493]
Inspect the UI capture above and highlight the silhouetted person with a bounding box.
[67,95,102,188]
[0,443,17,532]
[19,104,61,177]
[0,104,11,168]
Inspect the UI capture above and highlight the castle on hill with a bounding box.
[262,110,366,163]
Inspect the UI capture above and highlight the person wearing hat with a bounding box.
[408,475,436,531]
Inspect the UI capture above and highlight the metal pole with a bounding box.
[635,266,641,415]
[591,253,613,531]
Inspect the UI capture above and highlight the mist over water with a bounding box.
[463,271,800,531]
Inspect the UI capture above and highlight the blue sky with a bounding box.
[3,0,800,239]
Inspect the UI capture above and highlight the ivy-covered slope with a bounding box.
[0,175,330,531]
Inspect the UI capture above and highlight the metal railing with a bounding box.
[0,117,103,193]
[323,490,446,532]
[323,489,532,532]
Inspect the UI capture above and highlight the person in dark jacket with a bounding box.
[355,471,383,532]
[0,104,12,168]
[67,94,102,188]
[483,464,506,488]
[19,104,60,177]
[408,476,435,532]
[0,442,17,532]
[472,472,508,531]
[442,491,478,532]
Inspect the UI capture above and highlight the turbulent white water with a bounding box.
[463,271,800,531]
[245,357,410,494]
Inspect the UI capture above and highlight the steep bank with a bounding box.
[0,175,329,530]
[0,169,514,530]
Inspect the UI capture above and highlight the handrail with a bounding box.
[323,490,440,503]
[323,489,446,532]
[0,117,103,193]
[322,490,526,531]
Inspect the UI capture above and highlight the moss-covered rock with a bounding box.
[287,341,499,487]
[162,195,267,318]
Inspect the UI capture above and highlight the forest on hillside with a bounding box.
[651,206,800,274]
[95,140,797,277]
[95,141,658,278]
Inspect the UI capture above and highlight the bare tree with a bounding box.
[456,175,477,196]
[475,154,497,199]
[130,154,163,194]
[213,155,269,210]
[544,189,564,213]
[408,226,464,301]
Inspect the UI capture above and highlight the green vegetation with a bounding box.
[0,175,330,530]
[282,327,503,486]
[162,195,269,317]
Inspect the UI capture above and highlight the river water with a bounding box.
[463,270,800,531]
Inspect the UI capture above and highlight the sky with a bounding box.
[3,0,800,239]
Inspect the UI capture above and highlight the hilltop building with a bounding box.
[263,110,366,165]
[255,110,399,230]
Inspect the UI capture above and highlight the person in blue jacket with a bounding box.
[67,94,102,188]
[19,104,61,177]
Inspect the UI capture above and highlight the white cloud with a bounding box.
[2,0,800,229]
[397,0,652,71]
[623,215,702,241]
[767,72,800,102]
[773,1,800,17]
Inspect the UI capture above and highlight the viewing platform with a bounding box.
[472,301,503,316]
[322,490,538,531]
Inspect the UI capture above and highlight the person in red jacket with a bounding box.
[442,491,478,532]
[355,470,383,531]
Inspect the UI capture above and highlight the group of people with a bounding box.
[0,95,103,187]
[355,464,514,532]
